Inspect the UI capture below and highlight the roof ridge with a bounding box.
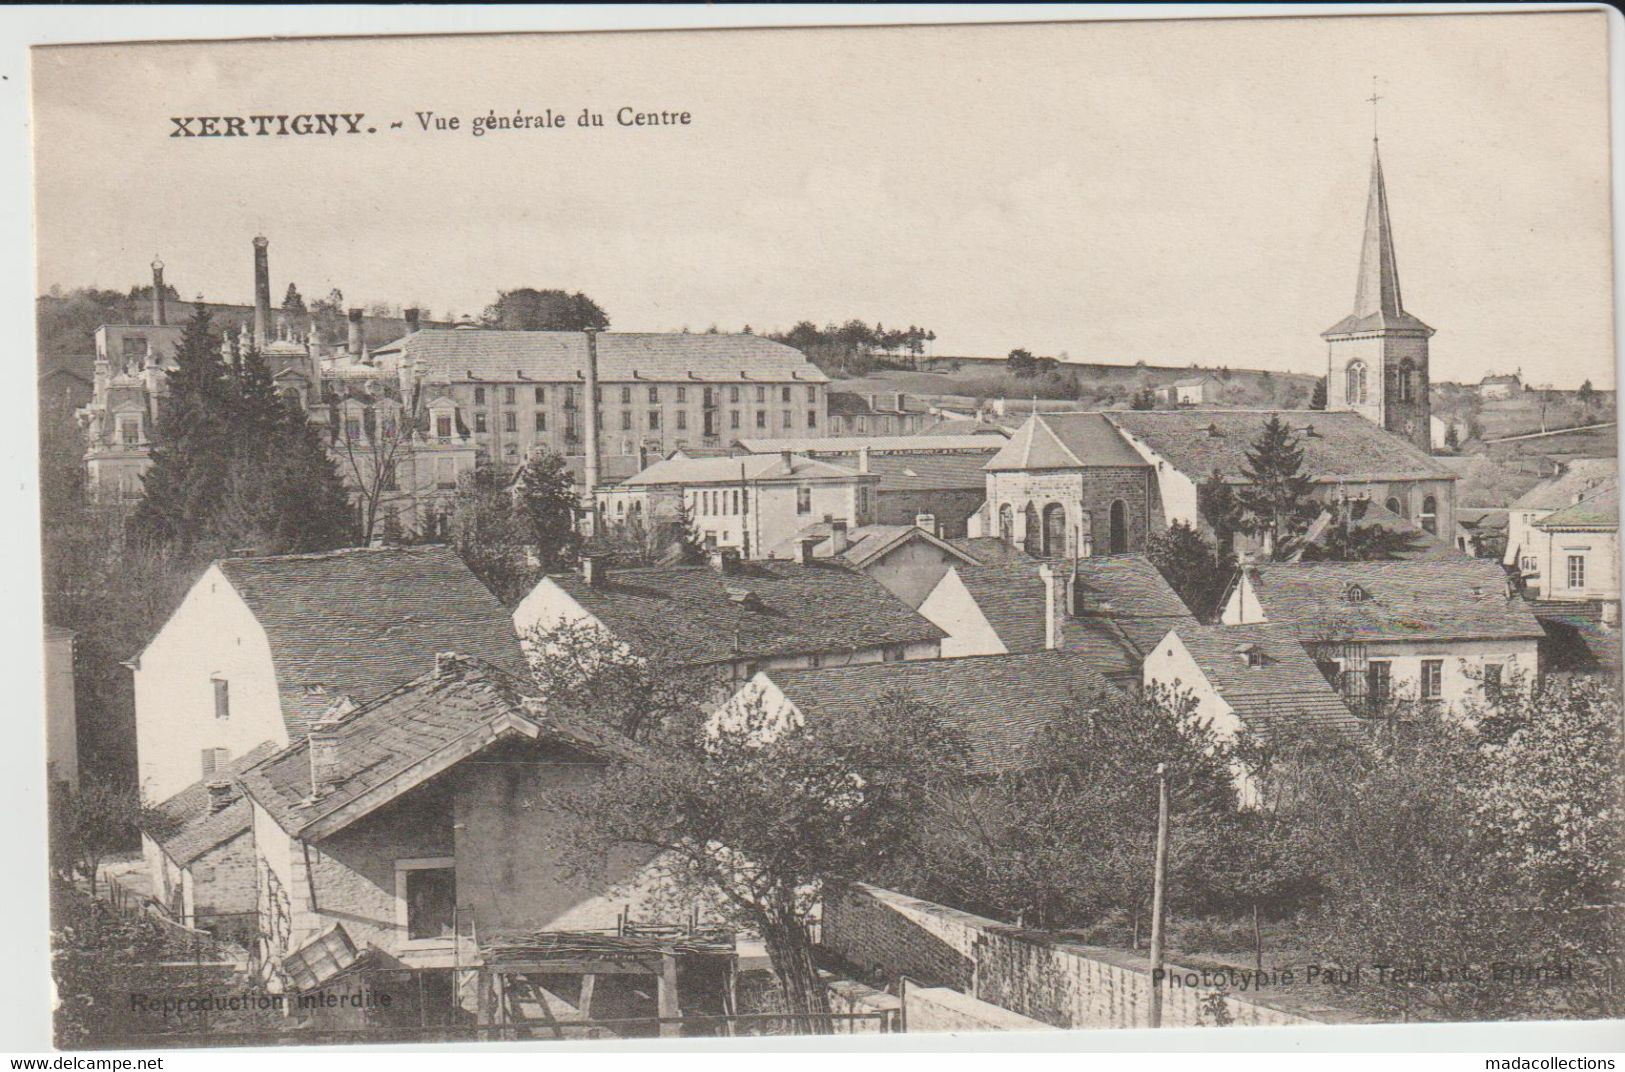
[219,544,444,566]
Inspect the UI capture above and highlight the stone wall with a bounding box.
[821,884,979,990]
[902,983,1055,1034]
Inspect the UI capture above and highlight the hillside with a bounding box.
[829,362,1319,410]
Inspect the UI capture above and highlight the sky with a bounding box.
[30,10,1615,387]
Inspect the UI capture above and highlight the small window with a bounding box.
[648,410,661,430]
[808,409,818,428]
[200,747,229,777]
[400,863,457,940]
[621,386,632,404]
[534,386,545,403]
[676,386,687,403]
[1342,583,1370,604]
[756,386,766,403]
[1421,659,1443,700]
[648,385,660,403]
[503,411,517,433]
[621,411,632,430]
[474,413,488,433]
[730,386,740,403]
[677,411,688,430]
[535,411,547,431]
[120,419,140,446]
[807,385,818,402]
[796,486,812,515]
[782,410,792,428]
[730,411,740,429]
[755,411,767,429]
[473,386,486,405]
[502,387,515,405]
[435,415,452,440]
[1366,660,1391,701]
[1420,496,1438,535]
[781,386,792,403]
[1568,554,1587,589]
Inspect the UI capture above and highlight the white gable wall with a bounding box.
[917,567,1008,658]
[134,565,286,802]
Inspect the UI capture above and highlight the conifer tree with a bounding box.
[513,449,580,572]
[132,305,235,549]
[1234,415,1318,559]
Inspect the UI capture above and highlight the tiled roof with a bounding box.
[551,560,944,667]
[1298,499,1467,562]
[767,524,976,570]
[733,436,1004,456]
[1244,559,1545,643]
[1508,459,1616,510]
[827,392,930,416]
[214,546,527,735]
[867,453,990,492]
[1105,410,1453,482]
[237,657,633,836]
[1534,480,1618,530]
[380,330,827,385]
[149,742,281,866]
[1062,554,1201,655]
[985,413,1150,471]
[949,537,1038,567]
[919,419,1011,437]
[621,453,860,487]
[765,652,1121,775]
[1166,624,1361,740]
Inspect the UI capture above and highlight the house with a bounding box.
[1529,479,1619,604]
[1526,599,1622,682]
[1478,373,1524,401]
[765,522,981,608]
[976,413,1156,558]
[1154,376,1220,407]
[1143,623,1364,802]
[733,435,1005,538]
[131,546,526,801]
[826,391,932,436]
[1220,559,1544,712]
[235,655,686,982]
[511,552,944,682]
[44,625,78,790]
[723,651,1121,776]
[142,741,280,932]
[599,451,878,559]
[1104,409,1458,548]
[1294,497,1469,563]
[1503,459,1616,591]
[917,553,1197,688]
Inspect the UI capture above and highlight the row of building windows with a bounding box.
[1318,657,1499,705]
[471,383,820,406]
[467,408,820,436]
[694,489,748,516]
[1345,359,1420,406]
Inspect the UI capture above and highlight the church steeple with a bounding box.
[1322,95,1434,455]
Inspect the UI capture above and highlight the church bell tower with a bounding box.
[1322,114,1434,454]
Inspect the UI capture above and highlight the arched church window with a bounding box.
[1042,503,1067,557]
[1022,502,1041,557]
[1420,495,1438,535]
[1385,496,1404,518]
[1346,361,1368,405]
[998,503,1014,545]
[1396,360,1415,403]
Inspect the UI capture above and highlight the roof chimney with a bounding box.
[347,308,364,357]
[206,780,233,814]
[306,717,344,799]
[1039,564,1063,650]
[797,536,821,565]
[915,513,937,536]
[434,651,462,678]
[581,554,607,588]
[829,520,849,556]
[582,330,602,538]
[781,450,794,473]
[150,256,167,326]
[252,235,271,352]
[709,547,741,575]
[405,307,420,334]
[857,446,871,474]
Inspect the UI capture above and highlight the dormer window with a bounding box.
[1236,644,1265,668]
[1342,583,1370,604]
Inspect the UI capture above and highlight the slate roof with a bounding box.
[1104,410,1453,483]
[1534,480,1618,530]
[867,453,990,492]
[919,418,1011,437]
[551,560,944,667]
[765,652,1121,775]
[1321,144,1434,339]
[949,537,1038,567]
[985,413,1150,471]
[1062,554,1201,655]
[378,330,827,385]
[767,523,976,570]
[1166,624,1361,740]
[733,436,1005,456]
[237,657,634,836]
[1508,459,1616,511]
[212,546,527,735]
[621,453,860,487]
[1243,559,1545,643]
[1297,499,1466,562]
[149,742,281,867]
[827,392,930,416]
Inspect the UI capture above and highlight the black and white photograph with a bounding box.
[11,4,1623,1056]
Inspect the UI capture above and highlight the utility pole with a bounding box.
[1148,762,1170,1029]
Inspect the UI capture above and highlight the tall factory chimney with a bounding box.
[582,329,602,538]
[404,307,421,334]
[347,308,364,356]
[150,256,167,326]
[252,235,271,351]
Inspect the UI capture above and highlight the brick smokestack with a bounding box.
[405,307,420,334]
[582,329,602,537]
[150,257,167,326]
[347,308,364,357]
[252,235,271,351]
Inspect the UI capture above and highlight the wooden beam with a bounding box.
[656,954,680,1038]
[578,974,596,1019]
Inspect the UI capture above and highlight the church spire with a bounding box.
[1352,140,1404,319]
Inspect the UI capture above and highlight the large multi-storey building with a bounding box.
[369,328,829,464]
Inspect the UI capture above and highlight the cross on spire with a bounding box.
[1366,76,1382,142]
